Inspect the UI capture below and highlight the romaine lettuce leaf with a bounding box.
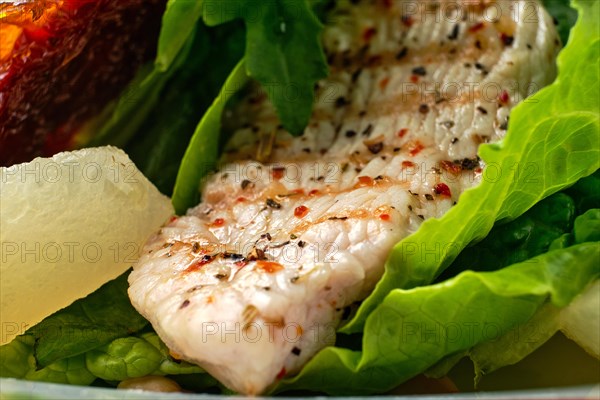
[344,0,600,334]
[276,241,599,395]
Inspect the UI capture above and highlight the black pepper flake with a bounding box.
[223,252,245,262]
[475,40,482,49]
[441,121,455,129]
[345,130,357,138]
[192,242,201,253]
[291,347,302,356]
[457,157,481,170]
[393,147,401,152]
[263,286,271,291]
[271,241,291,249]
[527,43,533,50]
[329,216,349,221]
[247,248,267,261]
[201,254,214,263]
[335,96,348,108]
[302,148,311,153]
[451,137,459,144]
[476,106,488,114]
[396,47,408,60]
[419,104,430,114]
[408,205,413,211]
[502,35,514,46]
[418,214,425,220]
[412,66,427,76]
[374,175,384,180]
[351,68,362,83]
[297,240,306,248]
[448,24,460,40]
[425,194,434,201]
[241,179,252,190]
[359,110,367,117]
[261,233,272,241]
[214,273,228,280]
[290,276,299,283]
[367,142,384,154]
[290,233,298,240]
[179,300,190,309]
[342,307,352,320]
[266,198,281,209]
[362,124,374,137]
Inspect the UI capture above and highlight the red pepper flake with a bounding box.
[379,213,391,221]
[235,260,248,268]
[276,367,287,380]
[474,167,483,174]
[257,261,284,274]
[236,197,246,203]
[294,205,309,218]
[401,15,414,27]
[363,27,377,42]
[379,77,390,90]
[402,161,415,168]
[272,167,285,180]
[397,128,409,138]
[184,255,215,274]
[408,141,424,156]
[169,216,178,223]
[291,188,305,195]
[212,218,225,227]
[410,75,420,84]
[357,176,374,187]
[441,160,462,175]
[468,22,485,33]
[308,189,320,196]
[434,183,452,197]
[499,90,510,105]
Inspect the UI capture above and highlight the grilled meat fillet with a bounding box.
[129,0,560,394]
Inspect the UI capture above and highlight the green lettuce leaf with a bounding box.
[437,192,576,281]
[344,0,600,334]
[126,22,245,195]
[26,273,148,367]
[172,61,249,214]
[0,336,95,386]
[202,0,328,135]
[277,241,599,395]
[85,337,163,381]
[156,0,205,72]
